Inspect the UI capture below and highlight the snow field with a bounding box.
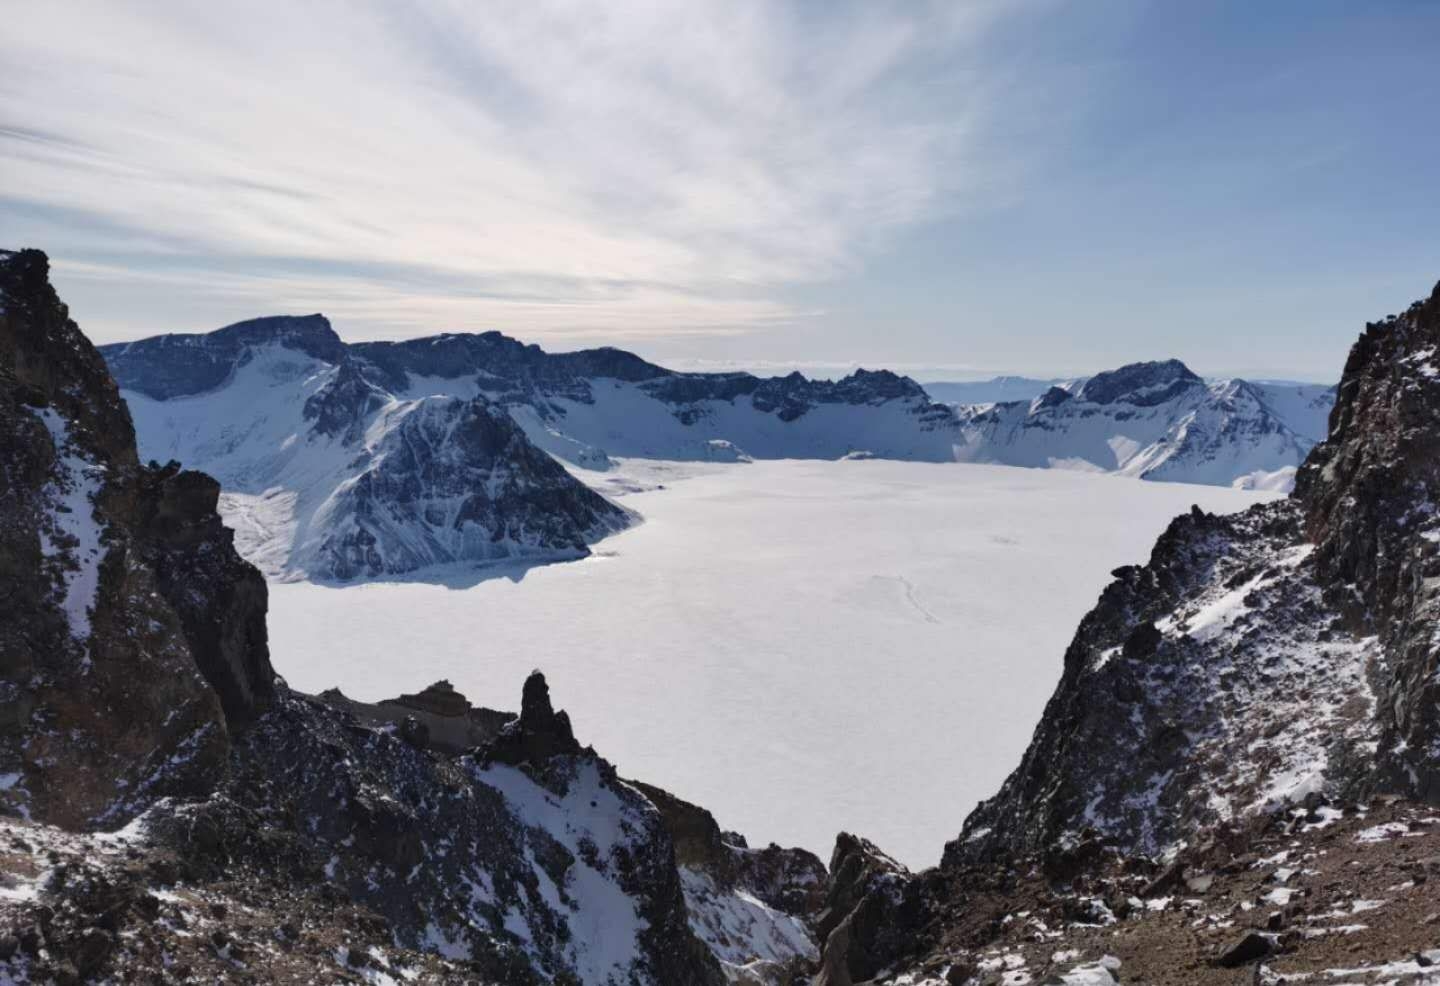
[268,458,1276,867]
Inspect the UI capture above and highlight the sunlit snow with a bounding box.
[268,458,1276,867]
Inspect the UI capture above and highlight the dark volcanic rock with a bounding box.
[814,834,933,986]
[481,670,581,765]
[1294,280,1440,797]
[1214,930,1276,967]
[0,248,273,828]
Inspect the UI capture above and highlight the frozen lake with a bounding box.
[267,459,1277,867]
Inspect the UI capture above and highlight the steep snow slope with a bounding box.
[954,360,1330,491]
[1249,379,1337,442]
[106,320,632,581]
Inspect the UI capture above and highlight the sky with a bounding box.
[4,1,1438,382]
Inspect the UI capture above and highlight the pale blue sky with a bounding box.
[4,1,1437,381]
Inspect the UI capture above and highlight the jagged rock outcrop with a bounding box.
[480,670,583,766]
[318,678,515,755]
[0,248,274,828]
[813,834,933,986]
[632,780,827,983]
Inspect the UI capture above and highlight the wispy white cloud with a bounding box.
[2,0,1013,342]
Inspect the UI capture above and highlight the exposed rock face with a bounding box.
[947,500,1381,864]
[101,313,347,400]
[318,679,515,755]
[1074,358,1201,407]
[813,834,932,986]
[1294,281,1440,797]
[309,394,629,581]
[213,681,727,986]
[0,248,273,829]
[480,670,583,766]
[632,780,827,983]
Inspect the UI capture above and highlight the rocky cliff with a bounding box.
[0,248,273,829]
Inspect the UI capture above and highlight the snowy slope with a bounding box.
[954,361,1333,491]
[106,321,632,581]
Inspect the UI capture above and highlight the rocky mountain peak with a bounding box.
[1076,358,1202,406]
[99,312,345,400]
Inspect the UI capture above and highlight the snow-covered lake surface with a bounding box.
[267,459,1278,867]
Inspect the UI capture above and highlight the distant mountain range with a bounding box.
[99,317,635,581]
[948,362,1336,491]
[100,316,1335,579]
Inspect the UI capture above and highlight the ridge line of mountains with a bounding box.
[97,312,1334,583]
[7,246,1440,983]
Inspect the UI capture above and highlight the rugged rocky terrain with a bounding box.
[953,361,1334,491]
[8,250,1440,986]
[99,316,633,581]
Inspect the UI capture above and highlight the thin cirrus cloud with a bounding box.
[1,0,1010,343]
